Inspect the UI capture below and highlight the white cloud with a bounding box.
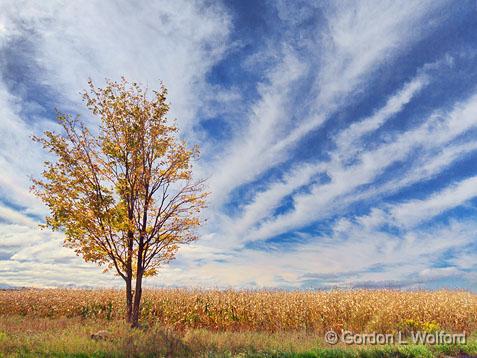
[158,217,476,289]
[0,0,231,130]
[268,0,446,156]
[389,176,477,228]
[0,204,38,228]
[334,75,429,161]
[221,73,430,245]
[205,49,307,206]
[0,83,49,216]
[419,267,460,280]
[203,0,447,210]
[247,91,477,242]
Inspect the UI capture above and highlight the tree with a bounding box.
[32,78,207,327]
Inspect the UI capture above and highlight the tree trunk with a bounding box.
[125,276,133,323]
[126,230,134,324]
[131,236,145,328]
[131,272,143,327]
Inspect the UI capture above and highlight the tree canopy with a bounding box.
[32,78,207,325]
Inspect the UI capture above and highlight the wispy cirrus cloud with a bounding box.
[247,89,477,243]
[221,73,430,244]
[204,1,449,208]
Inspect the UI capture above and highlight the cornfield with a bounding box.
[0,289,475,334]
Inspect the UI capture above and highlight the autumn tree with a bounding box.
[32,78,207,327]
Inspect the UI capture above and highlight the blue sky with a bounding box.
[0,0,477,290]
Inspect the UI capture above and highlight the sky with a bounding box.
[0,0,477,290]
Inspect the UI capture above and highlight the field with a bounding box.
[0,289,476,357]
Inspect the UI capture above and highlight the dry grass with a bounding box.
[0,316,476,357]
[0,288,476,334]
[0,315,324,357]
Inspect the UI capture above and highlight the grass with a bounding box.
[0,316,475,357]
[0,289,476,357]
[0,316,318,357]
[0,316,476,357]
